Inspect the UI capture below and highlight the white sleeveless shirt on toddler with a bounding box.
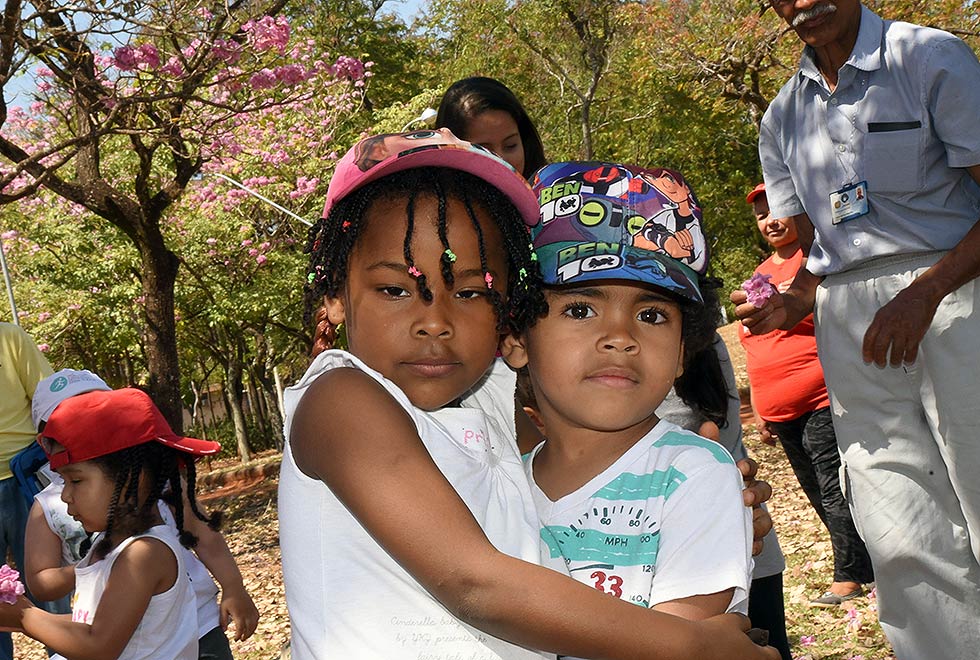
[36,474,222,639]
[60,524,198,660]
[279,350,551,660]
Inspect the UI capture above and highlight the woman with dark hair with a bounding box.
[436,76,546,179]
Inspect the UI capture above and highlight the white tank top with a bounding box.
[71,525,198,660]
[279,350,551,660]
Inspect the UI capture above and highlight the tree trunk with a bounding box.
[138,239,183,431]
[223,359,251,464]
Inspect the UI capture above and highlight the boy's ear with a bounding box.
[324,294,346,325]
[675,339,685,379]
[500,334,529,369]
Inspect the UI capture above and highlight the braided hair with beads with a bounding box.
[304,167,547,356]
[90,442,219,559]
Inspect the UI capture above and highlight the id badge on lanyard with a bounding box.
[830,181,869,225]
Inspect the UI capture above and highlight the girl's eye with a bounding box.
[562,302,595,320]
[456,289,487,300]
[638,307,668,324]
[380,286,409,298]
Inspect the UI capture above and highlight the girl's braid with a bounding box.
[94,462,129,558]
[183,457,222,532]
[402,185,433,302]
[458,183,506,324]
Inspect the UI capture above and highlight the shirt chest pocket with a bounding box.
[864,122,922,193]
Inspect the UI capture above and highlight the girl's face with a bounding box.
[325,194,509,411]
[463,110,525,177]
[59,461,115,533]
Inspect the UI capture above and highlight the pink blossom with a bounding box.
[243,16,290,54]
[290,175,319,199]
[0,564,25,605]
[37,344,50,353]
[17,311,28,318]
[330,55,365,81]
[35,66,54,78]
[211,39,241,65]
[160,56,184,77]
[113,45,138,71]
[241,239,253,247]
[275,64,308,86]
[249,68,277,90]
[137,43,160,69]
[248,248,259,257]
[37,312,51,323]
[255,254,268,265]
[206,238,217,245]
[741,272,774,307]
[259,242,271,251]
[2,230,18,240]
[182,39,201,60]
[799,635,816,646]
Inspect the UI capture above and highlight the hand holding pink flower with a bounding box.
[741,272,775,308]
[0,564,25,605]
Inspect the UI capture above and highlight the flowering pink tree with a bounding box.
[0,1,367,428]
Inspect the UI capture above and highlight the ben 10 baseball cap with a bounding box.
[529,162,707,303]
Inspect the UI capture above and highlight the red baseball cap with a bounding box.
[746,182,766,204]
[40,388,220,470]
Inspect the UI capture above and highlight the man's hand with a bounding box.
[862,281,941,367]
[731,288,788,335]
[753,413,776,446]
[736,458,774,555]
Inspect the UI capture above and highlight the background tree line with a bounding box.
[1,0,976,461]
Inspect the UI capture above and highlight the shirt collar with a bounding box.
[797,5,883,84]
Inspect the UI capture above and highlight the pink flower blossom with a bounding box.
[242,16,290,54]
[37,344,50,353]
[35,66,54,78]
[249,68,278,90]
[0,564,25,605]
[137,43,160,69]
[330,55,365,81]
[113,45,139,71]
[255,254,267,265]
[37,312,51,323]
[275,64,308,86]
[741,272,774,307]
[248,248,259,257]
[160,56,184,77]
[799,635,816,646]
[241,239,253,247]
[206,238,217,245]
[211,39,241,65]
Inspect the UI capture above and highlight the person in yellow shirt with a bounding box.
[0,322,52,660]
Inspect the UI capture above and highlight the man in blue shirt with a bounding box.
[734,1,980,658]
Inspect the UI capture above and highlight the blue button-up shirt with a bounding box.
[759,5,980,276]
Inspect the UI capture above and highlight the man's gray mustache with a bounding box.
[792,3,837,28]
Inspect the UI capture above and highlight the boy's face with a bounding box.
[503,281,684,439]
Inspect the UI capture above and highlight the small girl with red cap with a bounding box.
[0,388,221,660]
